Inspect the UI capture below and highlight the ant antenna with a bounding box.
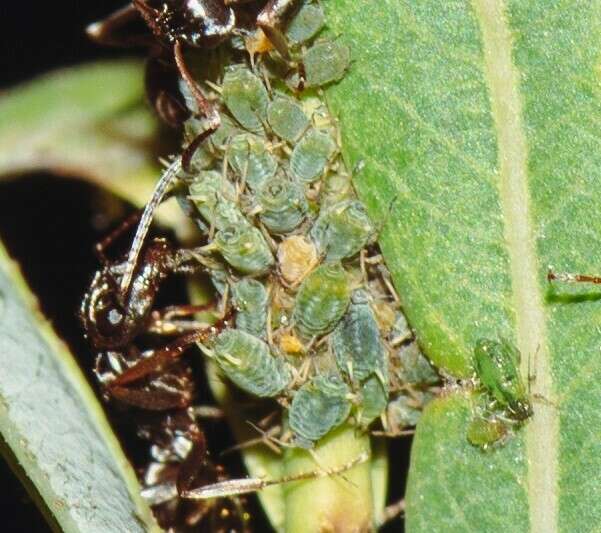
[120,156,182,294]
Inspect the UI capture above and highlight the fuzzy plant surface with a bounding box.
[0,1,600,532]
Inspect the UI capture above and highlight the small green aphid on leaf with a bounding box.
[188,170,239,227]
[258,174,308,234]
[207,329,291,397]
[290,128,337,183]
[213,224,274,275]
[267,95,310,143]
[232,279,269,338]
[293,262,351,340]
[222,65,269,134]
[226,133,278,191]
[303,40,351,88]
[289,373,352,446]
[286,2,325,45]
[468,338,533,449]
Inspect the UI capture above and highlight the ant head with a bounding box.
[80,267,131,350]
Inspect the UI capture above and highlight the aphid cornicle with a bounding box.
[310,200,376,261]
[209,329,292,397]
[290,128,337,183]
[331,289,388,383]
[214,224,274,275]
[293,262,351,340]
[289,373,351,445]
[232,279,269,338]
[258,174,308,234]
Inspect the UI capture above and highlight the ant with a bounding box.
[80,213,231,409]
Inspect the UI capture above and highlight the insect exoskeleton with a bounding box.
[257,174,308,234]
[208,329,291,397]
[226,133,278,192]
[331,289,388,383]
[267,94,309,143]
[310,200,376,261]
[231,278,269,338]
[277,235,318,286]
[289,373,352,445]
[222,64,270,135]
[473,338,532,421]
[213,224,275,275]
[293,262,351,340]
[290,128,337,183]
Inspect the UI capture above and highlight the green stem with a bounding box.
[283,425,374,533]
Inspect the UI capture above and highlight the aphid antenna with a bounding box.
[183,450,368,500]
[119,156,183,295]
[371,428,416,438]
[547,268,601,285]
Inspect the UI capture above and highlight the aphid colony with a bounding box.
[81,0,439,524]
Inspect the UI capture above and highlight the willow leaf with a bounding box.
[326,0,601,531]
[0,241,159,532]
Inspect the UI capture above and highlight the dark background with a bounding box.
[0,3,411,532]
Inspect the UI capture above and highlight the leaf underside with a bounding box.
[0,242,158,533]
[326,0,601,531]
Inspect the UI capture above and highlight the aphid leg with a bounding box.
[94,211,142,264]
[111,319,229,387]
[547,269,601,285]
[222,424,283,456]
[120,157,183,294]
[256,0,301,59]
[148,303,216,335]
[181,451,369,499]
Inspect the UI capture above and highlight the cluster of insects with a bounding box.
[82,0,439,529]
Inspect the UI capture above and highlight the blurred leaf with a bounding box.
[325,0,601,530]
[0,241,159,533]
[0,60,192,237]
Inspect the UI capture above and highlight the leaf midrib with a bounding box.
[473,1,558,531]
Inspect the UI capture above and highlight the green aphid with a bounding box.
[222,65,269,134]
[214,224,274,275]
[286,2,325,44]
[188,170,238,226]
[394,342,439,386]
[331,289,387,382]
[304,40,351,88]
[267,95,309,143]
[211,330,291,397]
[258,175,308,234]
[293,262,351,340]
[466,416,508,449]
[226,133,278,191]
[290,129,337,183]
[310,200,376,261]
[232,279,269,338]
[474,338,533,421]
[209,113,241,150]
[358,374,388,427]
[320,173,354,209]
[289,373,351,445]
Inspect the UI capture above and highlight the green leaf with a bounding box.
[325,0,601,530]
[0,60,191,237]
[0,241,159,533]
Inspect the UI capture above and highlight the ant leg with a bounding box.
[86,4,153,48]
[256,0,301,59]
[120,157,183,294]
[112,313,232,386]
[376,499,405,529]
[176,424,209,495]
[173,41,220,172]
[182,451,369,499]
[109,384,191,410]
[547,269,601,285]
[94,211,142,264]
